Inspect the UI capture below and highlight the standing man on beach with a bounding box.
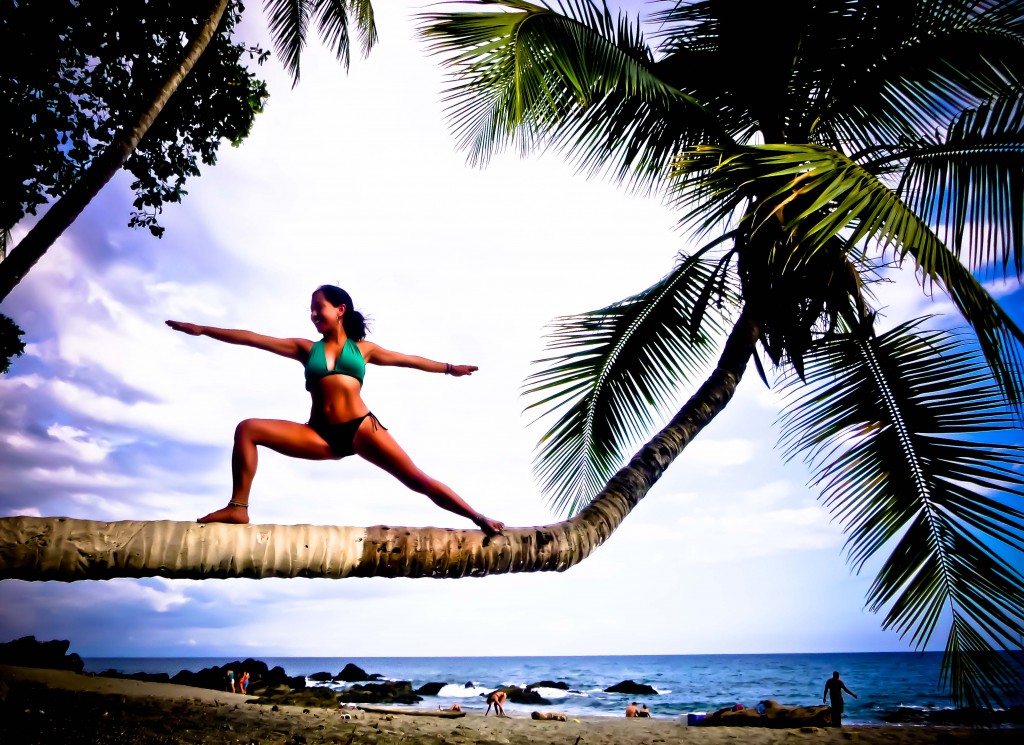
[822,671,857,727]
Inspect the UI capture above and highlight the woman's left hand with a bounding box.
[448,364,478,377]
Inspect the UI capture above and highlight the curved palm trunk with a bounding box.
[0,0,231,303]
[0,313,759,581]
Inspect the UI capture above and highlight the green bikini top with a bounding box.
[304,338,365,390]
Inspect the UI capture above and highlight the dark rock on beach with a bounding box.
[414,681,447,696]
[336,663,381,681]
[97,670,172,684]
[498,685,551,706]
[336,680,422,705]
[605,680,658,695]
[527,680,570,691]
[308,671,334,682]
[0,636,84,673]
[169,659,305,695]
[253,685,343,709]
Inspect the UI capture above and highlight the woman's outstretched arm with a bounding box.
[357,341,477,377]
[166,321,310,361]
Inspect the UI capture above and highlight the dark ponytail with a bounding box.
[317,284,369,341]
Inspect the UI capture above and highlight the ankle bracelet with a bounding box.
[228,501,248,508]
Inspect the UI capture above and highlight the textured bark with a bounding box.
[0,313,759,581]
[0,0,231,302]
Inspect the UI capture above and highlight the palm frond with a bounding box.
[674,143,1024,409]
[314,0,351,69]
[419,0,715,192]
[314,0,377,68]
[264,0,377,84]
[264,0,310,85]
[811,1,1024,151]
[650,1,1024,151]
[524,250,736,515]
[895,92,1024,279]
[350,0,378,58]
[778,320,1024,707]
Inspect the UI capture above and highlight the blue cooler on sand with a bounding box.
[687,713,706,726]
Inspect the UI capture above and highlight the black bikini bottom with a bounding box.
[309,412,386,458]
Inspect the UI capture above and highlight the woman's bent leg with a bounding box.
[198,419,338,524]
[353,422,505,535]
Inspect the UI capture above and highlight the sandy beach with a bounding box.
[1,664,1018,745]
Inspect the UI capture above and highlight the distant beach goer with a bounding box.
[166,285,504,535]
[439,703,462,712]
[638,704,651,717]
[226,669,235,693]
[822,670,857,727]
[239,671,250,695]
[485,690,508,717]
[625,702,638,717]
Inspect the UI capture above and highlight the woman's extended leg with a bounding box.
[198,419,338,524]
[353,421,505,536]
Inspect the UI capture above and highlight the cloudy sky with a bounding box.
[1,1,1021,659]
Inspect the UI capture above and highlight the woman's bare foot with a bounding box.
[197,504,249,524]
[475,515,505,536]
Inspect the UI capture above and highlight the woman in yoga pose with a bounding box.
[166,285,505,535]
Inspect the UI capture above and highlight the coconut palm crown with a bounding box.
[420,0,1024,707]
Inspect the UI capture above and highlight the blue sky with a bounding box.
[1,1,1021,659]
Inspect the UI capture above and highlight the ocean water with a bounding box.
[82,652,1024,725]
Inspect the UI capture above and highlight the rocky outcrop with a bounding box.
[169,659,304,695]
[96,670,172,684]
[527,680,570,691]
[0,636,84,672]
[414,682,447,696]
[499,685,551,705]
[335,663,381,682]
[336,681,422,705]
[253,686,342,709]
[604,680,657,695]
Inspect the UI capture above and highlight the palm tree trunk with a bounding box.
[0,0,231,303]
[0,312,760,581]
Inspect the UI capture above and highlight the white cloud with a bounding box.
[680,437,755,470]
[26,465,134,489]
[4,432,33,450]
[47,424,114,463]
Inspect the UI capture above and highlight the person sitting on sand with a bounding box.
[822,670,857,728]
[637,704,651,717]
[166,285,504,536]
[439,703,462,712]
[486,690,508,717]
[625,702,638,717]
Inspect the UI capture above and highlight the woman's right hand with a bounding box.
[166,320,202,336]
